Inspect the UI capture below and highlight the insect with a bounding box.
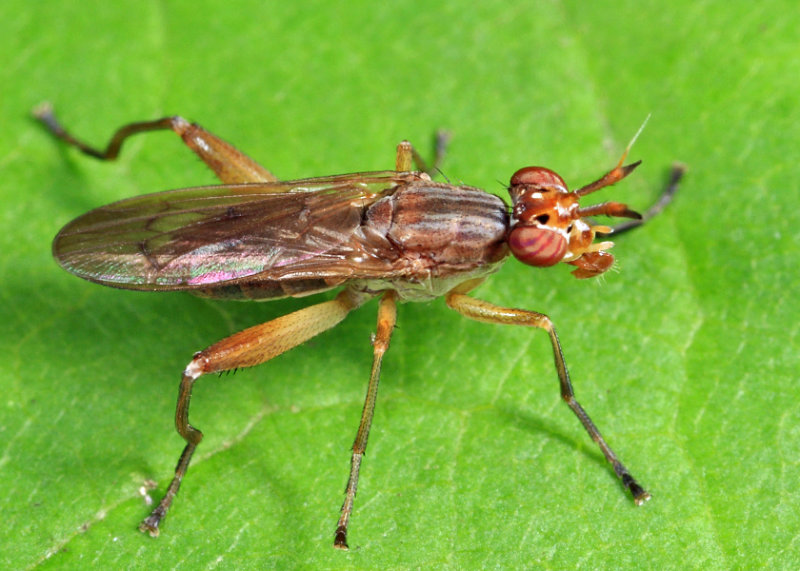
[36,104,682,549]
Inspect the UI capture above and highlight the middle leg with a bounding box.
[334,290,398,550]
[445,291,651,504]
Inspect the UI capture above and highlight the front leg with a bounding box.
[445,292,651,504]
[598,163,686,237]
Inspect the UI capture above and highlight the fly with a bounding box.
[35,104,683,549]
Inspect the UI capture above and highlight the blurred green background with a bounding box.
[2,1,797,569]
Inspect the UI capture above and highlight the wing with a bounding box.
[54,171,417,290]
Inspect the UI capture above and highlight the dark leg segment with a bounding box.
[445,292,650,505]
[334,291,398,550]
[33,103,277,183]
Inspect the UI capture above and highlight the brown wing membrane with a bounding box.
[54,172,415,290]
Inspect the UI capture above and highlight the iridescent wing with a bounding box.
[54,171,417,290]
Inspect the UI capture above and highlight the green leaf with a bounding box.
[2,1,797,569]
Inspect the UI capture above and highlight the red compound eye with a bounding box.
[510,166,567,190]
[508,226,567,267]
